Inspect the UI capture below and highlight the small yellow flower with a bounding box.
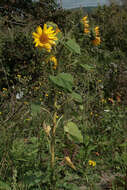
[17,74,21,79]
[45,93,48,97]
[49,56,58,70]
[90,112,93,115]
[0,112,2,115]
[2,88,7,91]
[24,102,29,105]
[101,99,107,103]
[34,87,39,91]
[56,115,59,119]
[88,160,96,167]
[25,118,31,121]
[32,24,58,52]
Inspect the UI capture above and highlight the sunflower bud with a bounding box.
[65,156,76,170]
[43,122,51,137]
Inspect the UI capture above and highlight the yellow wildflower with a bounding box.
[65,156,76,170]
[82,16,90,34]
[0,112,2,115]
[45,93,48,97]
[2,88,7,91]
[95,26,99,36]
[101,99,106,103]
[24,102,29,105]
[56,115,59,119]
[84,28,89,34]
[90,112,93,115]
[92,26,101,46]
[50,56,58,70]
[32,24,58,52]
[82,16,88,23]
[88,160,96,167]
[17,74,21,79]
[25,118,31,121]
[92,36,101,46]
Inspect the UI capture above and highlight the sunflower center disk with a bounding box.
[40,32,49,44]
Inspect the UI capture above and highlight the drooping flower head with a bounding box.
[49,56,58,70]
[32,24,58,52]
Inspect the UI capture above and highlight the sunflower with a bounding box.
[81,16,90,34]
[92,26,101,46]
[92,36,101,46]
[32,24,58,52]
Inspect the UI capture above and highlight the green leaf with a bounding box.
[31,103,41,116]
[80,63,95,71]
[49,73,73,92]
[0,181,11,190]
[64,122,83,143]
[71,92,82,103]
[64,39,81,54]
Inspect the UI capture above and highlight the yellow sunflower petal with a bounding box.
[37,26,42,35]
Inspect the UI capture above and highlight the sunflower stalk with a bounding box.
[50,93,58,189]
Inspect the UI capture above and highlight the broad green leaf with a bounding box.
[80,63,95,71]
[64,39,81,54]
[0,181,11,190]
[64,122,83,143]
[71,92,82,103]
[31,103,41,115]
[49,73,73,92]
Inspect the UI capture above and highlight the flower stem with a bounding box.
[50,93,57,189]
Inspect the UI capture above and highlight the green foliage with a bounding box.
[64,121,83,143]
[64,39,81,54]
[49,73,74,93]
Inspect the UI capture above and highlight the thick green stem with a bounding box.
[50,94,57,189]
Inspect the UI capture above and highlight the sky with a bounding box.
[32,0,121,9]
[60,0,108,9]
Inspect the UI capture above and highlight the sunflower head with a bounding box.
[32,24,58,52]
[92,36,101,46]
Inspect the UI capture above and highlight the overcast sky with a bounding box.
[32,0,121,9]
[61,0,108,9]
